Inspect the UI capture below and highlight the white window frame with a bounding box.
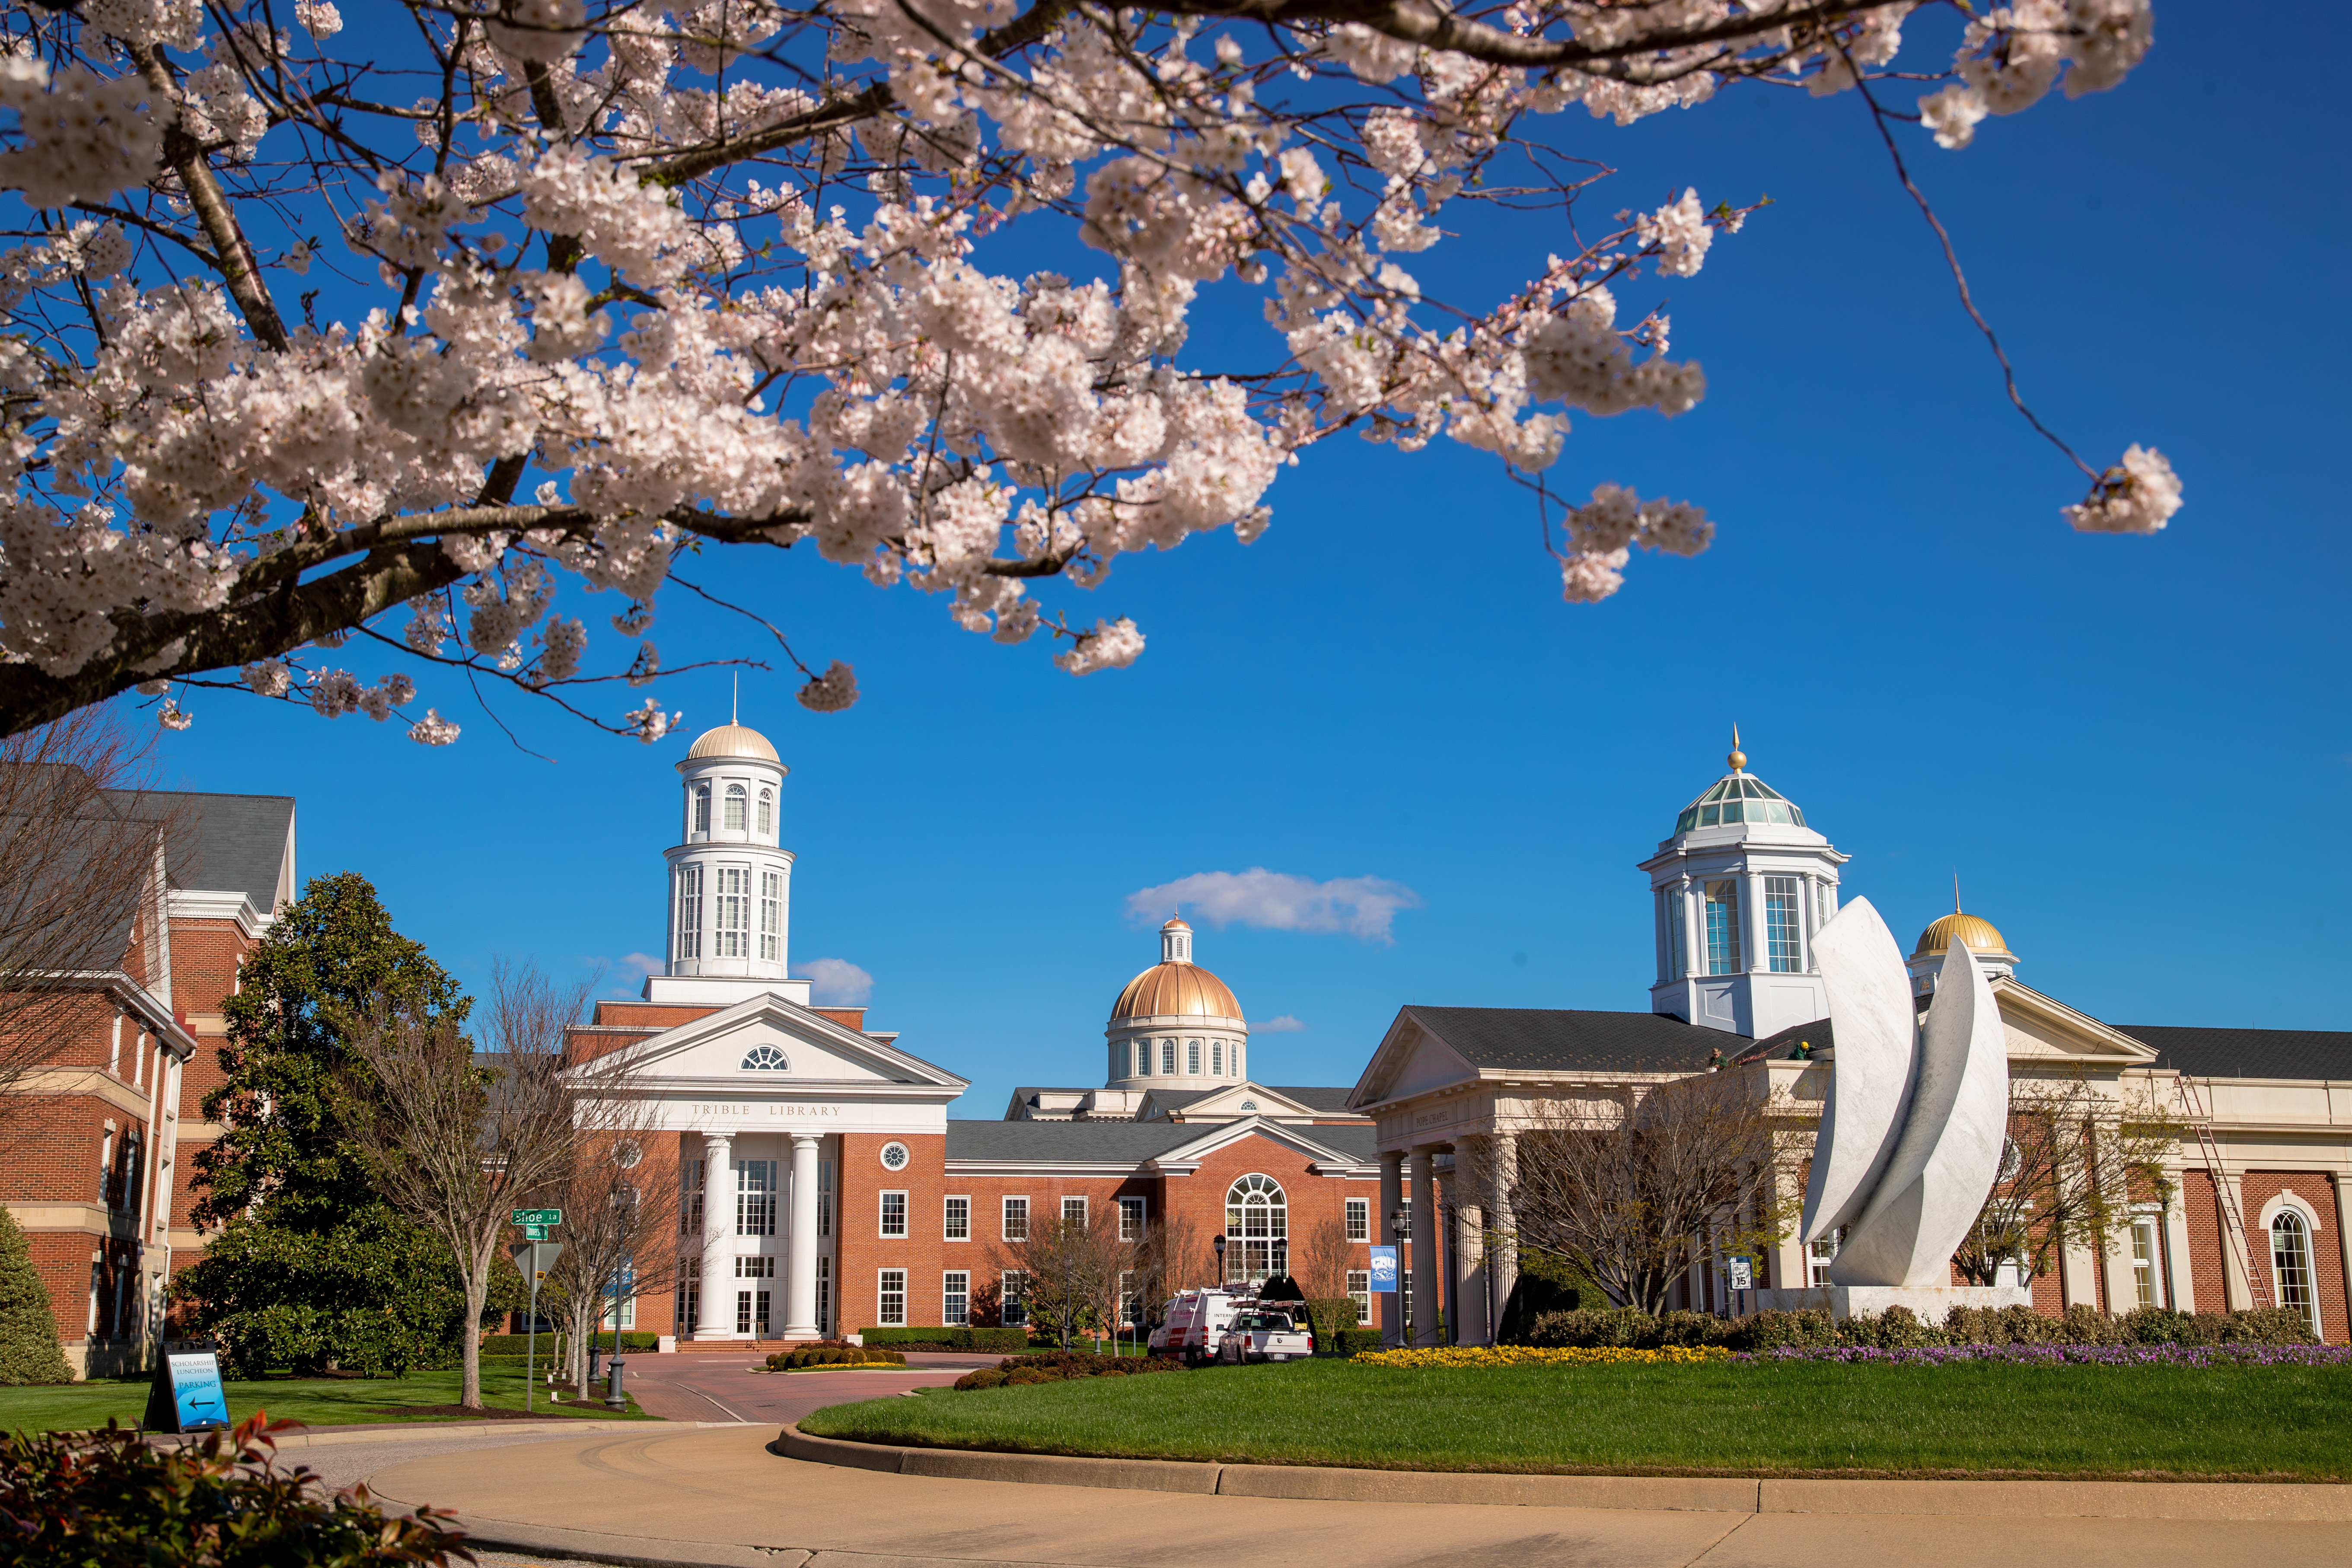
[879,1189,908,1239]
[1160,1038,1176,1075]
[943,1270,970,1327]
[714,865,751,958]
[1001,1269,1027,1327]
[1062,1195,1087,1228]
[877,1268,907,1327]
[692,782,711,833]
[736,1159,777,1237]
[1002,1195,1029,1242]
[723,783,747,831]
[2265,1200,2324,1340]
[1347,1268,1372,1325]
[1345,1197,1370,1242]
[1118,1196,1146,1243]
[758,789,774,835]
[1211,1040,1223,1075]
[2129,1205,2164,1309]
[674,865,703,961]
[759,872,783,962]
[1187,1039,1202,1075]
[944,1195,971,1242]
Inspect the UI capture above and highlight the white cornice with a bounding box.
[167,888,271,938]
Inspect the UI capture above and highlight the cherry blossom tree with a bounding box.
[0,0,2181,746]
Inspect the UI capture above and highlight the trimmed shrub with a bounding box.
[1301,1298,1359,1343]
[479,1332,657,1356]
[767,1343,907,1370]
[1731,1310,1835,1350]
[1331,1327,1386,1356]
[858,1326,1030,1352]
[952,1350,1184,1388]
[0,1207,73,1386]
[1004,1368,1054,1386]
[1834,1306,1945,1348]
[0,1414,467,1565]
[952,1368,1007,1390]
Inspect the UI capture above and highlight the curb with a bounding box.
[773,1425,2352,1522]
[147,1417,753,1451]
[430,1511,1128,1568]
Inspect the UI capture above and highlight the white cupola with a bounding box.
[643,703,812,1006]
[1637,731,1848,1041]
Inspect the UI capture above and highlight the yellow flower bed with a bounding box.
[1351,1344,1732,1368]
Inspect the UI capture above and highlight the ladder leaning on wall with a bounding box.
[2174,1073,2272,1311]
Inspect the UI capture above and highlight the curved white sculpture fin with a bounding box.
[1798,897,1915,1245]
[1830,938,2011,1286]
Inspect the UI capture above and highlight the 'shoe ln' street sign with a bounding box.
[512,1208,562,1225]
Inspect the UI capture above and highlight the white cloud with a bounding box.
[620,952,663,979]
[1251,1015,1308,1033]
[795,956,874,1005]
[1126,868,1422,943]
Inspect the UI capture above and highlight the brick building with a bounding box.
[567,718,1381,1346]
[0,785,295,1376]
[1351,744,2352,1345]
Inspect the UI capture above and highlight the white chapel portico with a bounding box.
[570,716,966,1342]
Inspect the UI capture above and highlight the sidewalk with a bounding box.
[365,1425,2352,1568]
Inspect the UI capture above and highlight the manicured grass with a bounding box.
[0,1361,659,1434]
[800,1358,2352,1481]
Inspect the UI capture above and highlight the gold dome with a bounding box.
[1913,911,2011,959]
[1111,960,1243,1023]
[683,723,781,764]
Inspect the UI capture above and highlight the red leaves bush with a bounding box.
[0,1412,467,1567]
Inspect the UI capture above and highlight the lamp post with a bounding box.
[1390,1209,1411,1342]
[1211,1233,1225,1289]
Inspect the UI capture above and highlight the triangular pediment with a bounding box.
[1146,1081,1324,1122]
[1348,1010,1479,1110]
[1147,1115,1369,1173]
[1991,979,2159,1067]
[607,992,968,1090]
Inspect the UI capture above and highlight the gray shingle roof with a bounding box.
[115,790,293,912]
[1403,1006,1734,1075]
[2115,1026,2352,1082]
[1266,1084,1361,1112]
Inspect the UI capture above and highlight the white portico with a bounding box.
[577,715,966,1342]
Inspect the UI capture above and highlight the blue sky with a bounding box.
[145,7,2347,1113]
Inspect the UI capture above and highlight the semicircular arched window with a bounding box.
[2271,1210,2320,1338]
[1224,1174,1287,1285]
[740,1045,789,1071]
[758,789,774,835]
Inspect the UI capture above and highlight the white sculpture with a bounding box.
[1798,897,2012,1290]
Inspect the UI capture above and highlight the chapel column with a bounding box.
[1409,1145,1442,1348]
[2161,1170,2197,1311]
[1377,1151,1404,1348]
[1486,1131,1519,1338]
[2218,1168,2253,1310]
[782,1133,822,1339]
[694,1131,734,1339]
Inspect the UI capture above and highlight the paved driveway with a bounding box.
[618,1348,992,1425]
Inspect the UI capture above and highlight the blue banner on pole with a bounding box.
[1368,1246,1399,1292]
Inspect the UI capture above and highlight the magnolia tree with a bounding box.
[0,0,2180,745]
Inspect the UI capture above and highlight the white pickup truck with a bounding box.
[1213,1306,1314,1365]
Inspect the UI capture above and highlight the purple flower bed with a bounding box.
[1740,1343,2352,1367]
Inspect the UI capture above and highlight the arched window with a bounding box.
[740,1045,789,1071]
[1159,1038,1176,1076]
[2272,1210,2321,1338]
[692,783,711,833]
[1186,1039,1202,1075]
[724,784,747,831]
[759,789,774,835]
[1225,1174,1287,1285]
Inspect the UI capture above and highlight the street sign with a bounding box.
[522,1224,551,1240]
[511,1208,561,1226]
[1727,1256,1754,1292]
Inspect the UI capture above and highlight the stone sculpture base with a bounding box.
[1746,1284,2033,1321]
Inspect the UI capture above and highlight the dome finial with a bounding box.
[1727,723,1746,773]
[731,671,739,726]
[1954,872,1962,915]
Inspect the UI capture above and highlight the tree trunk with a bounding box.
[460,1268,490,1410]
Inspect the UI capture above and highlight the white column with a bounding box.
[1409,1146,1441,1348]
[1487,1131,1519,1338]
[1377,1151,1404,1348]
[694,1132,734,1340]
[2160,1172,2196,1311]
[783,1134,822,1339]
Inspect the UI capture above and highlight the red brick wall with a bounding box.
[2240,1172,2349,1343]
[836,1131,947,1332]
[2183,1168,2229,1311]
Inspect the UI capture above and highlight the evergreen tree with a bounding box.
[0,1206,74,1385]
[176,873,475,1376]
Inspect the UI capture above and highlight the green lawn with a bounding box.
[0,1360,659,1434]
[800,1358,2352,1481]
